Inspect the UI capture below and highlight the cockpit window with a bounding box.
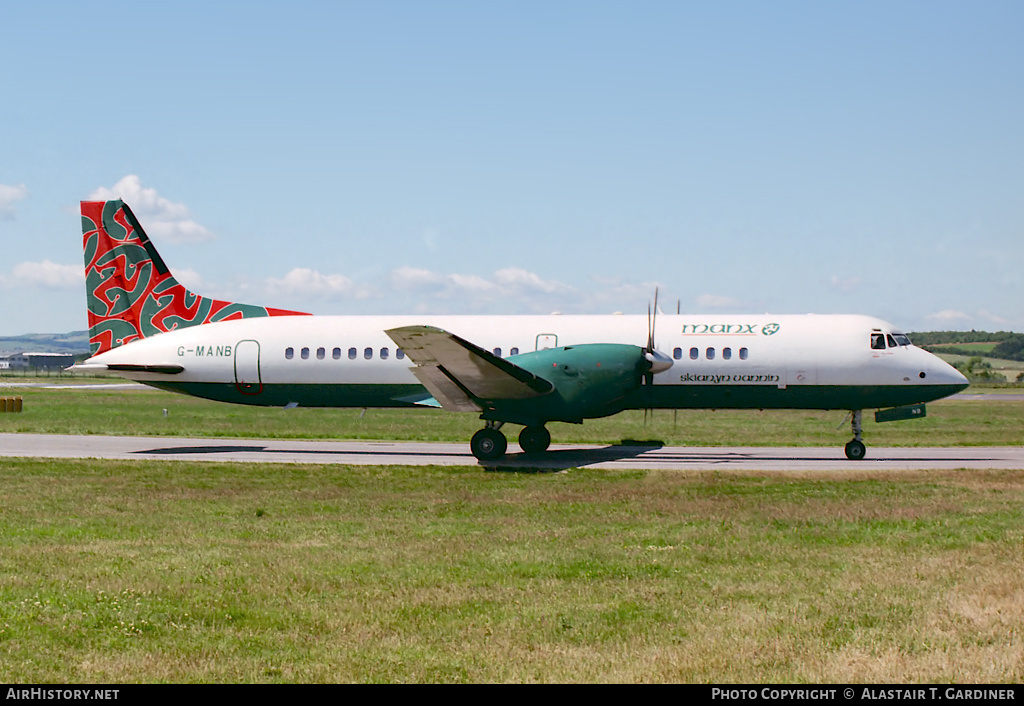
[892,333,912,346]
[871,333,886,350]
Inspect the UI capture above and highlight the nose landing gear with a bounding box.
[844,410,866,460]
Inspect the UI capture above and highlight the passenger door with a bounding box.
[234,339,262,395]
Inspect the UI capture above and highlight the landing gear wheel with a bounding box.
[518,426,551,454]
[844,409,866,460]
[471,428,507,461]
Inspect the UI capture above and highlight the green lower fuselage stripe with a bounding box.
[147,381,965,415]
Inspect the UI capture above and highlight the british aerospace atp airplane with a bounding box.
[71,199,969,461]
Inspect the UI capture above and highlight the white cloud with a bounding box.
[390,266,447,291]
[422,227,439,252]
[172,267,206,292]
[389,265,570,305]
[265,268,369,299]
[924,308,1016,330]
[975,309,1011,327]
[494,267,571,294]
[926,309,973,324]
[588,275,662,302]
[829,275,862,293]
[0,183,28,220]
[217,264,681,318]
[0,261,82,289]
[386,267,676,315]
[696,294,744,309]
[449,273,498,293]
[88,175,213,243]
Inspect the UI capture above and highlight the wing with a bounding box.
[385,325,553,412]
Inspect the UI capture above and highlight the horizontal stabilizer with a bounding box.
[386,325,553,412]
[107,363,185,375]
[67,362,185,375]
[392,390,443,408]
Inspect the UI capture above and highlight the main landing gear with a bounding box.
[518,426,551,455]
[844,409,866,460]
[469,422,551,461]
[471,423,507,461]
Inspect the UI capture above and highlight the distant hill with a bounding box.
[909,331,1024,362]
[0,330,90,355]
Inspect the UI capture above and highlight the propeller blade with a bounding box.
[644,287,664,394]
[647,302,653,353]
[651,287,659,351]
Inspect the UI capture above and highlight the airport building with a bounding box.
[0,352,76,371]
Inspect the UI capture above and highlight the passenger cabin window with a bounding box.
[871,333,886,350]
[285,347,294,360]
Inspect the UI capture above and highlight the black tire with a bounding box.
[471,428,507,461]
[518,426,551,454]
[845,439,867,461]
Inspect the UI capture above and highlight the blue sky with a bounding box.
[1,1,1022,336]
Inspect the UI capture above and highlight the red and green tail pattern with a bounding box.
[82,199,308,356]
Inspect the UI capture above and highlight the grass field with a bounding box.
[1,385,1023,448]
[1,458,1022,683]
[2,384,1022,682]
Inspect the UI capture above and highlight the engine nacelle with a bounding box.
[481,343,652,426]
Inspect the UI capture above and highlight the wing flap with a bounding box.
[386,325,553,411]
[408,366,482,412]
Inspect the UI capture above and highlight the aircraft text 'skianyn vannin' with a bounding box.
[72,199,969,461]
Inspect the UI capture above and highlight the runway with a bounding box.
[3,433,1023,470]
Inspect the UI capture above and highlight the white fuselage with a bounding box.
[80,313,968,412]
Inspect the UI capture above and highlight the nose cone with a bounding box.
[919,348,969,394]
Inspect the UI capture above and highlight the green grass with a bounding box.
[935,353,1024,384]
[0,459,1021,682]
[1,386,1022,447]
[2,386,1022,682]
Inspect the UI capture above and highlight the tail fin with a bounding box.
[82,199,308,356]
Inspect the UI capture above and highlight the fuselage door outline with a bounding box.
[234,339,262,395]
[536,334,557,351]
